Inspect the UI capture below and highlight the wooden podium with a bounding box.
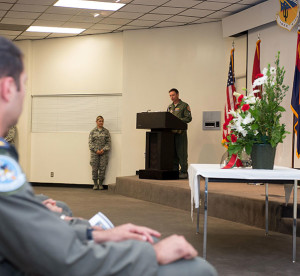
[136,112,187,180]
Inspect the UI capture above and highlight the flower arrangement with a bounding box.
[222,52,289,159]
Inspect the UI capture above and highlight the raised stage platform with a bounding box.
[114,175,300,236]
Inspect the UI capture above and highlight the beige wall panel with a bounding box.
[31,33,123,95]
[30,132,121,184]
[122,22,229,175]
[15,40,32,178]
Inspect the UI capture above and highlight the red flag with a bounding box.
[252,39,262,98]
[222,48,236,144]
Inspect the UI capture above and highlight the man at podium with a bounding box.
[167,88,192,179]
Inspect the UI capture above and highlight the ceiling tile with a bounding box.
[154,21,185,27]
[48,33,77,38]
[116,25,145,31]
[179,9,214,17]
[5,11,41,19]
[39,13,72,21]
[166,15,197,23]
[91,23,120,30]
[222,3,249,12]
[45,6,81,15]
[195,1,230,10]
[0,29,21,35]
[0,3,13,10]
[239,0,266,4]
[32,20,64,27]
[138,13,171,21]
[80,29,111,35]
[209,0,243,3]
[62,22,93,29]
[131,0,169,5]
[109,11,142,19]
[69,15,100,23]
[100,17,131,25]
[16,36,44,40]
[119,4,156,13]
[150,6,185,15]
[0,0,16,3]
[1,17,33,25]
[97,10,114,17]
[163,0,202,8]
[127,19,157,27]
[12,4,49,12]
[0,0,267,40]
[17,0,55,4]
[2,34,17,40]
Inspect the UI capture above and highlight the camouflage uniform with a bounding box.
[4,125,16,146]
[89,127,111,185]
[167,100,192,173]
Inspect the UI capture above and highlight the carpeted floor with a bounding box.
[33,185,300,276]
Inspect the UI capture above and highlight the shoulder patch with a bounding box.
[0,155,25,193]
[187,105,191,112]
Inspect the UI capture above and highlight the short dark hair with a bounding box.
[96,115,104,121]
[169,88,179,94]
[0,36,23,90]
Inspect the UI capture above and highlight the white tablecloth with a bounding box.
[188,164,300,218]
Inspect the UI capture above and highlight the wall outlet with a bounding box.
[50,172,54,177]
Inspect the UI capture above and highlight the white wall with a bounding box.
[16,33,123,184]
[14,21,248,184]
[122,22,232,176]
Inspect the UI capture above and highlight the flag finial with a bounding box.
[232,40,235,48]
[257,33,260,40]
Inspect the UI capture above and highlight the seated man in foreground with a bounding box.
[0,36,217,276]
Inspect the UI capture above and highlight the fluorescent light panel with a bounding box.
[27,26,85,34]
[54,0,125,11]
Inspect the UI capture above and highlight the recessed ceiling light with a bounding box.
[26,26,85,34]
[92,13,100,17]
[54,0,125,11]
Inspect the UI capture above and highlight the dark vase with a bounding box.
[251,144,276,170]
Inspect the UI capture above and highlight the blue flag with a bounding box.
[291,30,300,158]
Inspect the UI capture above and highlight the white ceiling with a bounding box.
[0,0,266,40]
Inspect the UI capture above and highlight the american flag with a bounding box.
[223,48,236,143]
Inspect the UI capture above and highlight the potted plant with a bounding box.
[222,52,289,169]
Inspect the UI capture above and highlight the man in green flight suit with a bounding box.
[167,88,192,179]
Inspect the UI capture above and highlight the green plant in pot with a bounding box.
[222,52,289,169]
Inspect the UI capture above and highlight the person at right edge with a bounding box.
[167,88,192,179]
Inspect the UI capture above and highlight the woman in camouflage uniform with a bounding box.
[89,116,111,190]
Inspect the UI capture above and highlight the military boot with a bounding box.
[99,180,104,190]
[93,179,99,190]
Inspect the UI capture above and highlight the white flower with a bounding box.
[244,95,257,104]
[228,109,238,117]
[242,113,254,125]
[270,67,276,74]
[262,68,268,75]
[253,75,267,88]
[236,125,248,137]
[233,92,241,98]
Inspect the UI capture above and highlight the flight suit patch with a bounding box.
[0,155,25,193]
